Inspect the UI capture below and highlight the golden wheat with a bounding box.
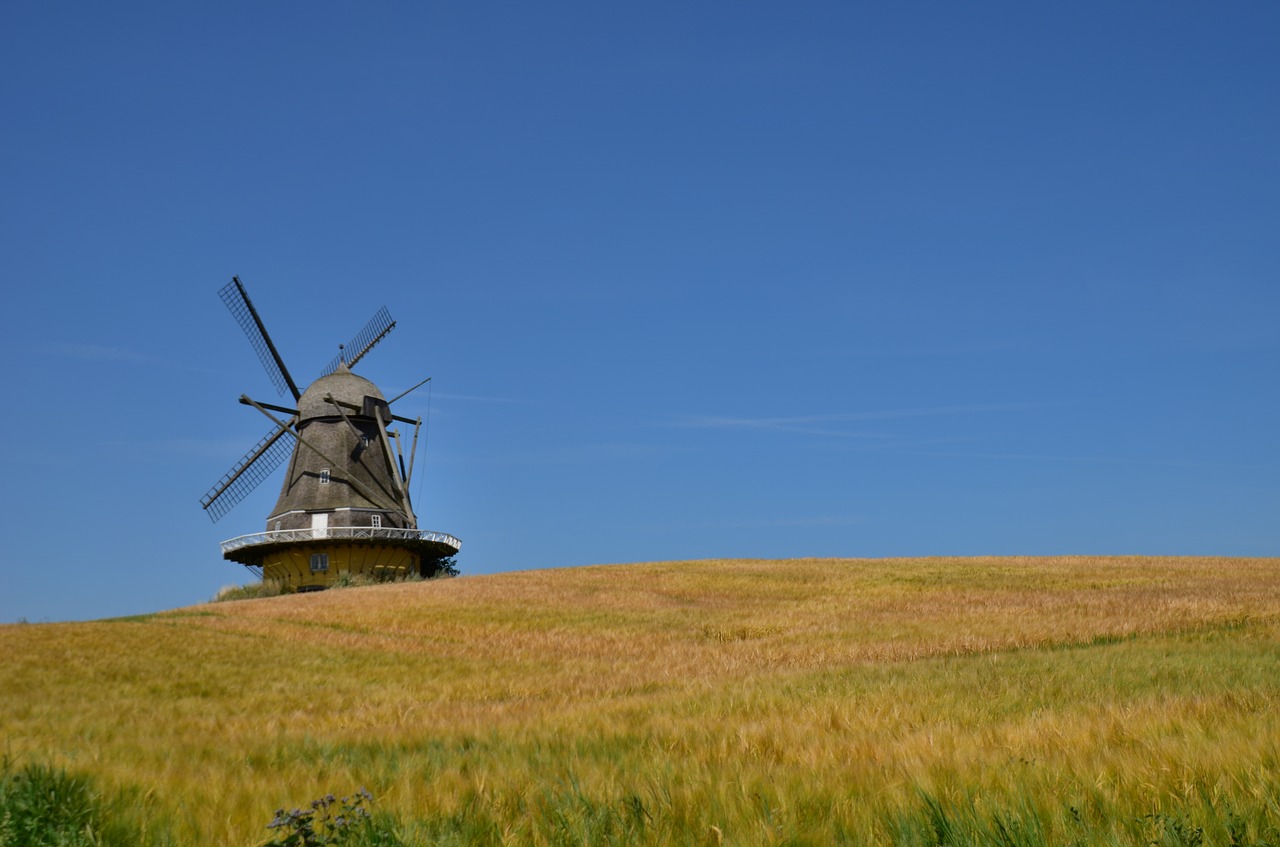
[1,556,1277,844]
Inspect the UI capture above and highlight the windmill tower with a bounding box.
[200,276,460,591]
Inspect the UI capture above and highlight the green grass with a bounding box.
[0,759,174,847]
[213,578,289,602]
[2,556,1278,844]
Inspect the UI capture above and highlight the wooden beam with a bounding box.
[406,417,422,486]
[241,395,401,514]
[374,410,417,526]
[324,393,364,440]
[239,397,299,417]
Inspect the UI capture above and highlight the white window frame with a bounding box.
[310,553,329,572]
[371,514,382,529]
[319,468,331,485]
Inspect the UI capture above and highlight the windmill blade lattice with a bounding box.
[219,278,300,399]
[319,306,396,377]
[199,424,295,522]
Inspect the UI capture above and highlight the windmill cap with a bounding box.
[297,363,387,421]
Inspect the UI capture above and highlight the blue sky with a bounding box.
[2,2,1276,623]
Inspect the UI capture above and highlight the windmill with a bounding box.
[200,276,460,591]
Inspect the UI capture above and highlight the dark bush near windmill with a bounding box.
[423,555,459,578]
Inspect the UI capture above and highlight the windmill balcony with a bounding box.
[220,526,461,568]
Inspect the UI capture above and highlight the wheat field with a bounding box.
[2,556,1278,844]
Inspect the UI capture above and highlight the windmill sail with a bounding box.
[319,306,396,377]
[219,277,301,400]
[199,423,295,522]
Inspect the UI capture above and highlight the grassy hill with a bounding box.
[2,556,1279,845]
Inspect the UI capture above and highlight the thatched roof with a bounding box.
[296,362,385,421]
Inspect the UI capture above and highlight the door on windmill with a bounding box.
[311,512,329,539]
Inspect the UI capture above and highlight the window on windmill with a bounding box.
[319,468,331,485]
[310,553,329,572]
[361,435,370,448]
[371,514,382,529]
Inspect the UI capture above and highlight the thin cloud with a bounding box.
[157,436,281,461]
[808,436,1254,470]
[46,342,225,375]
[389,392,526,419]
[896,449,1255,471]
[49,343,152,364]
[684,419,895,439]
[675,403,1045,436]
[96,436,279,462]
[757,514,867,528]
[429,392,526,403]
[821,435,982,452]
[460,441,684,466]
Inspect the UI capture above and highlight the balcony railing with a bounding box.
[221,527,461,556]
